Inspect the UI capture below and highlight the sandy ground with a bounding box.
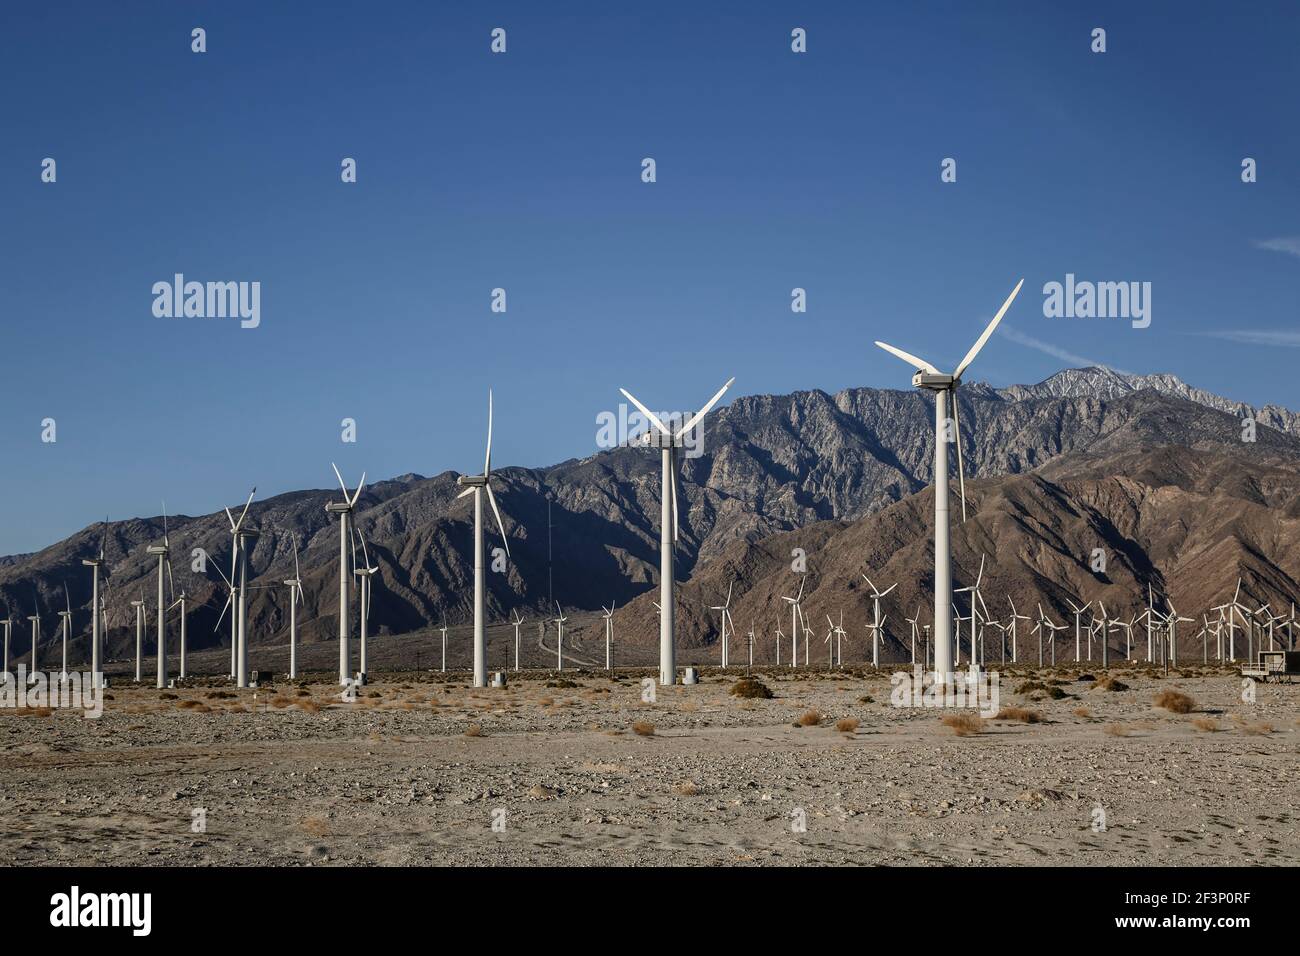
[1,663,1296,866]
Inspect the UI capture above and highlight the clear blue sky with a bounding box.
[2,1,1297,555]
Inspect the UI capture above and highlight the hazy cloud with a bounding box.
[1195,328,1300,348]
[1253,237,1300,259]
[997,323,1131,374]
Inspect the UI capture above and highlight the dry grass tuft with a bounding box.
[464,723,484,737]
[631,720,655,736]
[729,678,774,699]
[797,710,822,727]
[538,696,555,707]
[269,697,292,709]
[995,707,1043,724]
[1191,717,1219,732]
[11,707,53,718]
[1240,722,1274,736]
[1103,723,1130,737]
[1073,706,1092,719]
[1154,689,1196,714]
[941,712,983,736]
[1092,676,1129,692]
[293,699,322,713]
[300,814,330,837]
[835,717,860,733]
[672,780,700,796]
[177,699,204,710]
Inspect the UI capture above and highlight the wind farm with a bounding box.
[1,1,1296,887]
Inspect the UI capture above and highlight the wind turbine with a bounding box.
[81,519,108,677]
[619,377,735,685]
[1,603,11,674]
[905,606,921,664]
[781,575,806,668]
[1066,599,1091,663]
[822,615,836,670]
[747,619,756,668]
[954,556,985,668]
[875,279,1023,682]
[510,610,524,672]
[1093,600,1109,668]
[601,602,616,671]
[222,488,257,688]
[552,602,568,671]
[1007,597,1028,664]
[56,585,73,681]
[26,594,43,681]
[282,534,304,679]
[169,587,189,680]
[455,390,512,690]
[327,467,364,685]
[774,621,784,666]
[209,551,237,674]
[708,584,734,668]
[354,530,379,683]
[146,503,175,689]
[130,593,145,682]
[833,611,846,666]
[439,616,448,673]
[861,574,896,668]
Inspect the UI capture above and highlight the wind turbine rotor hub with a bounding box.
[913,372,956,390]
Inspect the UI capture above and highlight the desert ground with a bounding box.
[1,661,1296,867]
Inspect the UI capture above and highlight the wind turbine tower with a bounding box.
[327,467,364,685]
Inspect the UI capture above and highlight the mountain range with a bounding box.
[2,366,1297,666]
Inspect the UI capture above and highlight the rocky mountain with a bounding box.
[1,367,1297,666]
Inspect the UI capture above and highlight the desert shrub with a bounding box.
[1191,717,1219,732]
[1073,707,1092,719]
[835,717,860,733]
[1103,723,1130,737]
[729,678,773,699]
[631,720,655,736]
[464,723,483,737]
[797,710,822,727]
[995,707,1042,723]
[1240,722,1274,736]
[1154,689,1196,714]
[941,713,983,736]
[1093,676,1128,692]
[296,688,311,697]
[205,690,235,700]
[293,699,321,713]
[857,694,874,704]
[546,679,580,689]
[673,780,700,796]
[1015,681,1046,695]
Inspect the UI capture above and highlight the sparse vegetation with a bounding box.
[797,710,822,727]
[631,720,655,736]
[941,713,983,736]
[1240,722,1274,736]
[835,717,860,733]
[464,723,483,737]
[729,677,774,699]
[1104,723,1130,737]
[1073,706,1092,719]
[1154,689,1196,714]
[1192,717,1219,732]
[1092,676,1128,692]
[995,707,1042,724]
[672,780,700,796]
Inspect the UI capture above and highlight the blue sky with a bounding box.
[1,1,1298,554]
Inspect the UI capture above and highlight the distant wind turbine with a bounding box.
[327,466,364,685]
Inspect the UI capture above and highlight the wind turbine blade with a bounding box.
[293,535,301,581]
[224,506,236,531]
[619,388,672,439]
[486,483,510,559]
[235,488,256,531]
[952,394,968,522]
[796,576,805,601]
[874,341,939,374]
[676,377,735,439]
[358,531,373,571]
[331,463,349,498]
[953,278,1024,379]
[215,592,232,633]
[880,583,897,597]
[165,560,175,603]
[210,556,232,589]
[349,474,366,509]
[162,501,169,547]
[670,466,680,544]
[457,486,475,499]
[484,389,493,475]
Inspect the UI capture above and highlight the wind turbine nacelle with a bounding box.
[457,474,488,487]
[913,371,955,390]
[631,429,686,450]
[146,545,169,556]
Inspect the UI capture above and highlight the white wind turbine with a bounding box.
[747,619,756,668]
[601,602,616,671]
[875,279,1024,682]
[81,519,108,678]
[281,535,303,679]
[439,616,448,673]
[619,377,735,685]
[222,488,257,688]
[822,615,836,670]
[354,530,379,683]
[774,621,784,666]
[130,593,145,681]
[1,602,11,674]
[781,576,807,667]
[1166,601,1192,667]
[26,594,43,680]
[953,555,985,668]
[833,611,846,666]
[327,467,364,685]
[169,587,189,680]
[55,585,72,680]
[1007,597,1028,664]
[708,583,735,668]
[905,606,921,664]
[145,503,175,689]
[1093,600,1111,668]
[861,573,896,668]
[455,390,512,690]
[1066,599,1091,663]
[510,610,524,672]
[552,602,567,671]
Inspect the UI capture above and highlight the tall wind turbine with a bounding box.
[130,594,145,681]
[510,610,524,672]
[875,279,1023,681]
[1,603,11,674]
[56,586,72,680]
[601,602,616,671]
[953,556,985,668]
[222,488,257,688]
[708,584,734,668]
[862,574,896,668]
[552,603,567,671]
[168,588,189,680]
[618,378,735,685]
[282,535,304,679]
[1007,597,1028,663]
[81,519,108,677]
[354,530,379,683]
[327,466,364,685]
[455,390,511,690]
[1066,599,1091,662]
[146,503,174,689]
[439,616,448,673]
[905,606,921,664]
[781,575,806,667]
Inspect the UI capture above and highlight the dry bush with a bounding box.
[293,699,322,713]
[835,717,860,733]
[995,707,1043,724]
[1103,723,1130,737]
[464,723,483,737]
[797,710,822,727]
[941,713,983,736]
[857,694,874,704]
[1073,707,1092,719]
[300,815,330,837]
[1154,689,1196,714]
[269,697,292,709]
[1092,676,1129,692]
[673,780,700,796]
[205,690,235,700]
[12,707,53,718]
[631,720,655,736]
[1191,717,1219,732]
[729,678,774,699]
[176,699,203,710]
[1240,722,1274,736]
[538,696,555,707]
